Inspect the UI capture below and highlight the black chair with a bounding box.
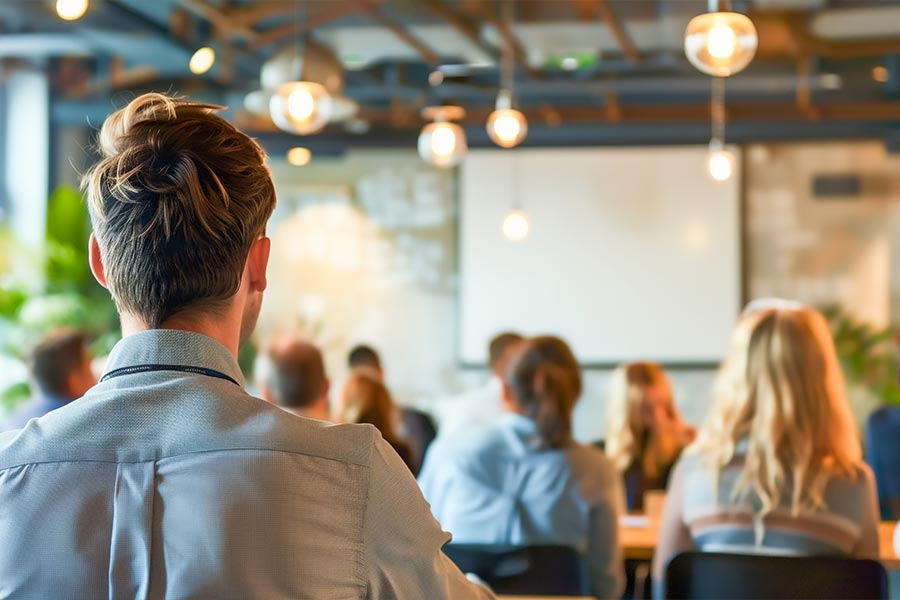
[664,552,888,599]
[866,406,900,519]
[442,544,588,596]
[399,407,437,476]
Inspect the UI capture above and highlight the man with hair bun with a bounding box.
[0,93,492,599]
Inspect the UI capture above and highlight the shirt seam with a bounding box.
[360,428,377,599]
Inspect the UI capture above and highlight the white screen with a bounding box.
[459,147,741,365]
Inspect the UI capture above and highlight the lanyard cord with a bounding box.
[99,364,240,387]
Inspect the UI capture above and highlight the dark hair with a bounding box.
[259,339,327,409]
[489,332,524,370]
[83,93,276,328]
[507,336,581,449]
[348,344,381,371]
[28,328,89,398]
[340,372,401,444]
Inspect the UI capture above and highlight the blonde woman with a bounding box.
[652,305,879,585]
[605,362,696,511]
[338,371,415,473]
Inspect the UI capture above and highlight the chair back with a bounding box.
[866,406,900,519]
[400,408,437,476]
[664,552,888,599]
[442,544,587,596]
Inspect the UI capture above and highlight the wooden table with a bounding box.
[620,517,900,569]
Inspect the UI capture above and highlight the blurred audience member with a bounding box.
[605,362,696,511]
[653,305,879,589]
[338,371,415,472]
[348,343,437,475]
[419,336,625,599]
[0,93,489,598]
[348,343,383,380]
[3,328,96,431]
[256,338,331,422]
[433,332,524,437]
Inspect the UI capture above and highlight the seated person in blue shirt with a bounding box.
[418,336,625,599]
[2,328,96,431]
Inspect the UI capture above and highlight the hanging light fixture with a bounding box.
[56,0,88,20]
[684,0,758,77]
[500,154,529,241]
[270,81,332,135]
[502,209,530,241]
[487,0,527,149]
[706,77,735,182]
[269,2,333,135]
[189,47,216,75]
[488,90,528,149]
[418,106,467,168]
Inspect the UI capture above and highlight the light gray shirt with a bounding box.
[418,413,625,599]
[0,329,492,600]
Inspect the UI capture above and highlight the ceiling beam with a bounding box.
[248,2,382,52]
[594,0,642,65]
[174,0,260,46]
[236,99,900,133]
[418,0,498,62]
[351,0,441,66]
[473,1,541,79]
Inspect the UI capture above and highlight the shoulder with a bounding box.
[0,385,382,471]
[566,442,621,501]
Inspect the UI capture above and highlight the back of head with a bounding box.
[348,345,382,374]
[82,93,276,328]
[489,332,524,377]
[694,306,861,516]
[257,338,327,409]
[506,336,581,449]
[339,372,399,443]
[28,328,90,399]
[605,361,673,471]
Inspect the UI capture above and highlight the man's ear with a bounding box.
[247,236,271,293]
[88,234,108,289]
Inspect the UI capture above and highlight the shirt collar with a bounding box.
[103,329,245,388]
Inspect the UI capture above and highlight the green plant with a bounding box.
[822,305,900,406]
[0,186,118,413]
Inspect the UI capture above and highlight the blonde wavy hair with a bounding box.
[691,305,862,518]
[605,362,676,473]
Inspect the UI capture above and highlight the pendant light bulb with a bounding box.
[707,141,735,182]
[270,81,333,135]
[502,209,530,241]
[56,0,88,20]
[418,106,468,168]
[487,90,528,149]
[684,11,758,76]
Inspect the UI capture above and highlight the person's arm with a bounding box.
[651,457,695,596]
[364,434,494,599]
[586,466,626,599]
[853,464,880,558]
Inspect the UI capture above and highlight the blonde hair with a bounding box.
[691,306,862,519]
[83,93,276,327]
[605,362,676,472]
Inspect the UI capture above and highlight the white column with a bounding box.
[4,68,49,250]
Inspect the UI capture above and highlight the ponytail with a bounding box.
[508,336,581,450]
[531,365,576,449]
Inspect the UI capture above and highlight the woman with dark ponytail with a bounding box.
[418,336,624,599]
